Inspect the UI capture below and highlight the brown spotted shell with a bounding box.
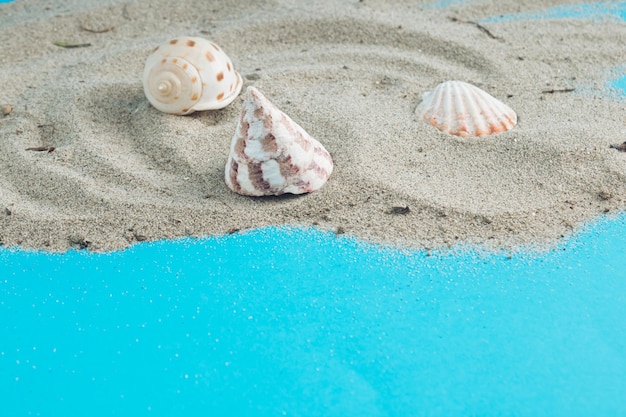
[142,37,243,115]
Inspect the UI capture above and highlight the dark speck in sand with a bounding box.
[69,235,91,250]
[387,206,411,215]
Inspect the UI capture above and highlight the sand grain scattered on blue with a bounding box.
[2,215,626,416]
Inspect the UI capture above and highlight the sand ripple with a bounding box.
[0,0,625,251]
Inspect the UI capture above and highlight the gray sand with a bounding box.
[0,0,625,252]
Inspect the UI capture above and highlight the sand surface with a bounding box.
[0,0,625,252]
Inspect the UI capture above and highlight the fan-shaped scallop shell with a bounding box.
[415,80,517,138]
[143,36,243,115]
[225,87,334,197]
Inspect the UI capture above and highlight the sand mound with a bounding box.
[0,0,625,251]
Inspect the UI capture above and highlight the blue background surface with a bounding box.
[481,1,626,22]
[2,216,626,416]
[1,1,625,416]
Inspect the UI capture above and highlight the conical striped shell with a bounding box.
[415,81,517,138]
[225,87,333,197]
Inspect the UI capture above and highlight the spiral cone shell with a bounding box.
[225,87,333,196]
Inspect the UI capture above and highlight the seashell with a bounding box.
[142,36,243,115]
[225,86,333,196]
[415,80,517,138]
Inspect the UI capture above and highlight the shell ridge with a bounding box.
[428,84,445,125]
[452,81,470,137]
[490,102,511,134]
[475,86,514,135]
[482,84,516,134]
[466,83,492,137]
[478,85,507,136]
[415,80,517,138]
[415,90,432,121]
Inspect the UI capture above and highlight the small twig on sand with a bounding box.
[53,41,91,48]
[80,22,114,33]
[541,88,576,94]
[26,146,55,153]
[610,142,626,152]
[386,206,411,215]
[122,4,132,20]
[448,17,502,41]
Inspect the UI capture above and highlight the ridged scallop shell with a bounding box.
[415,80,517,138]
[143,36,243,115]
[225,87,333,197]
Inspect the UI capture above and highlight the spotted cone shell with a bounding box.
[225,87,333,196]
[415,80,517,138]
